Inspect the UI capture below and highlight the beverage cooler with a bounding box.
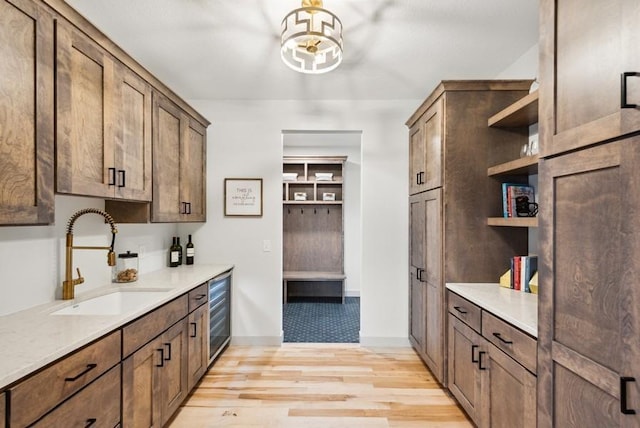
[208,269,232,364]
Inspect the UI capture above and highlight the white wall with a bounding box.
[0,195,177,316]
[283,131,362,297]
[181,99,416,346]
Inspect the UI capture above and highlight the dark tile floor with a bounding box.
[283,297,360,343]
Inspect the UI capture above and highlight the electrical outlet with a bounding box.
[263,240,271,252]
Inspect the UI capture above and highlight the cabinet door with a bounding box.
[480,343,536,428]
[448,315,483,425]
[56,21,116,198]
[423,188,444,383]
[32,365,121,428]
[180,119,206,221]
[188,303,209,391]
[539,0,640,156]
[114,64,152,201]
[409,193,426,351]
[422,98,443,190]
[122,336,163,428]
[152,93,183,222]
[538,138,640,427]
[0,0,54,225]
[161,319,189,425]
[0,391,5,428]
[409,123,425,195]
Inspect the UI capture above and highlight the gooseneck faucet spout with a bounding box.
[62,208,118,300]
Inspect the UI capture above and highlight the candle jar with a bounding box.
[113,251,139,283]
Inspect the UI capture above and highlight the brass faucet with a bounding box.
[63,208,118,300]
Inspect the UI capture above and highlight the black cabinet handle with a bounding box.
[164,343,172,361]
[186,202,192,214]
[621,72,639,108]
[156,348,164,367]
[85,418,97,427]
[117,169,126,188]
[478,351,487,370]
[417,268,424,282]
[453,306,467,315]
[190,322,198,338]
[195,293,207,301]
[471,344,479,363]
[492,332,513,344]
[65,363,97,382]
[621,377,637,415]
[108,167,116,186]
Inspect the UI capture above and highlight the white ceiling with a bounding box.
[65,0,539,101]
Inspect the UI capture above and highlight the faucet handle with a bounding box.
[75,268,85,285]
[107,251,116,267]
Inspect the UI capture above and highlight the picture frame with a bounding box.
[224,178,263,217]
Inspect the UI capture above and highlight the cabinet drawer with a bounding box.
[10,331,121,427]
[447,291,481,332]
[123,295,188,358]
[188,283,208,312]
[481,311,536,373]
[32,365,121,428]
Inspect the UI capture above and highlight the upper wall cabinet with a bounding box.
[151,92,206,223]
[539,0,640,157]
[56,21,152,201]
[408,98,443,195]
[0,0,54,225]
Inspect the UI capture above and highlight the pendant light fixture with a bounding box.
[281,0,343,74]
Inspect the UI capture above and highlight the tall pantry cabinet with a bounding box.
[537,0,640,426]
[406,81,530,384]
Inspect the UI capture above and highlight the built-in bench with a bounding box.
[283,271,346,304]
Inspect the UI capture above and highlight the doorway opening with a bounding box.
[282,130,362,343]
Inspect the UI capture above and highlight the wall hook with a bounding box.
[301,208,304,214]
[314,208,317,214]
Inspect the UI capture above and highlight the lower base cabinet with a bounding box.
[0,392,5,428]
[33,365,121,428]
[187,303,209,391]
[447,291,537,428]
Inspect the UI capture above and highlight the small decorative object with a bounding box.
[515,195,539,217]
[520,142,531,158]
[294,192,307,201]
[283,173,298,181]
[224,178,263,216]
[499,269,511,288]
[315,172,333,181]
[529,271,539,294]
[529,78,539,93]
[528,137,539,155]
[113,250,138,283]
[322,192,336,201]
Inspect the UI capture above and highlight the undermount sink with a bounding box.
[50,290,171,316]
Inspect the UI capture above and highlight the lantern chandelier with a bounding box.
[280,0,343,74]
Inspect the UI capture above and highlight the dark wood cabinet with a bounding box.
[152,92,206,222]
[187,303,209,391]
[406,81,531,384]
[161,319,189,424]
[56,21,152,201]
[537,139,640,427]
[0,0,54,225]
[539,0,640,157]
[0,391,4,428]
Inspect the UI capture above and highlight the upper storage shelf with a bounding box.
[488,90,539,127]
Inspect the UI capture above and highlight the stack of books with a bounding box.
[500,255,538,293]
[502,183,535,217]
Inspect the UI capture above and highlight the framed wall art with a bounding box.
[224,178,263,217]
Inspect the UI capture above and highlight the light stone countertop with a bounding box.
[446,283,537,337]
[0,264,233,390]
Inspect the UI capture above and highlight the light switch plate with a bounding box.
[263,240,271,252]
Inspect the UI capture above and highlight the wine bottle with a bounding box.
[169,237,180,268]
[186,234,194,265]
[177,237,183,265]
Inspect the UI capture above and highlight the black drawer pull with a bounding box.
[471,344,479,363]
[453,306,467,314]
[195,293,207,301]
[65,363,97,382]
[417,268,425,282]
[621,376,637,415]
[156,348,164,367]
[108,167,116,186]
[492,332,513,344]
[621,72,640,109]
[164,343,172,361]
[117,169,126,188]
[190,322,198,338]
[478,351,487,370]
[85,418,97,427]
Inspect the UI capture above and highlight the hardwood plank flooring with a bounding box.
[169,344,472,427]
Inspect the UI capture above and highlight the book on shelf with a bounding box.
[509,255,538,293]
[501,183,535,218]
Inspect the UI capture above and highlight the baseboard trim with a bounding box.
[230,336,282,346]
[359,336,411,347]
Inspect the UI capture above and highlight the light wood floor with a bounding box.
[169,344,473,427]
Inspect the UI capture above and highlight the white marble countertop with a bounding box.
[446,283,537,337]
[0,264,233,390]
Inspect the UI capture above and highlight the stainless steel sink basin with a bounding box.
[50,290,171,316]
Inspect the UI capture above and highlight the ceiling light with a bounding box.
[280,0,343,74]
